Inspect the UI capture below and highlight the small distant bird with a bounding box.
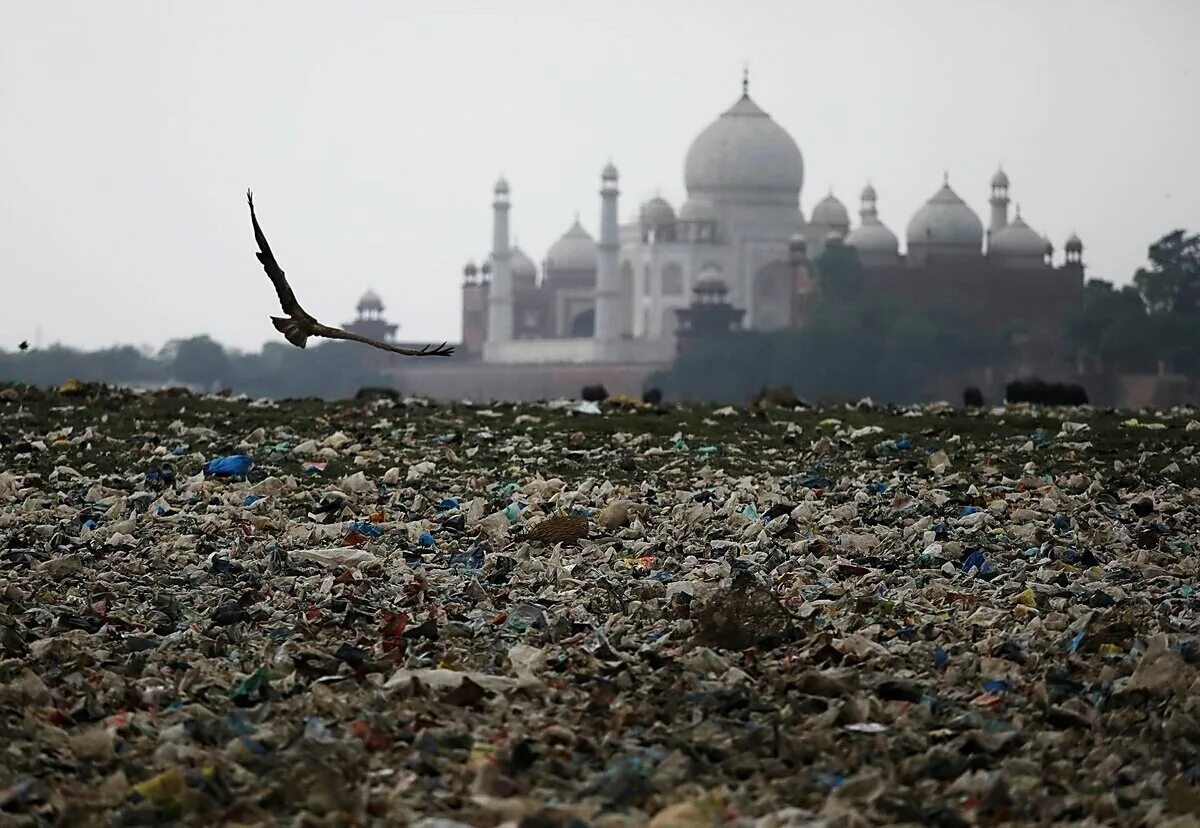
[246,190,453,357]
[18,341,29,352]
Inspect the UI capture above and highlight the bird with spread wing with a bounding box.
[247,190,453,357]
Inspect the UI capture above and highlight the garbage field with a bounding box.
[2,381,1200,827]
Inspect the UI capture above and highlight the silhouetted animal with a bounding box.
[355,387,400,402]
[752,385,807,409]
[581,384,609,402]
[1005,378,1089,406]
[247,191,452,357]
[17,341,29,352]
[963,387,984,408]
[642,387,663,406]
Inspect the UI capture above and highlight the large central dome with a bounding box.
[684,93,803,203]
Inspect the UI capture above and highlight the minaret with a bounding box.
[989,167,1010,233]
[1064,232,1083,266]
[860,182,878,222]
[594,162,621,341]
[485,176,513,346]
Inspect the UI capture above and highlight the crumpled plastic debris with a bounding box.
[3,380,1200,824]
[202,454,253,476]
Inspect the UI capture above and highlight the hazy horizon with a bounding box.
[3,0,1198,353]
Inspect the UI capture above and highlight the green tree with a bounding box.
[168,336,231,390]
[1134,230,1200,316]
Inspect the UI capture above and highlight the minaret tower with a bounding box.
[860,182,878,222]
[594,162,622,341]
[485,177,513,348]
[989,167,1010,234]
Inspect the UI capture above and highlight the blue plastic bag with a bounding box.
[204,455,253,476]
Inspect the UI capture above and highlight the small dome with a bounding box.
[1043,237,1054,256]
[679,197,718,223]
[788,232,808,249]
[694,277,729,295]
[825,230,845,245]
[601,162,618,181]
[545,220,597,271]
[906,181,984,249]
[640,196,676,227]
[480,260,492,275]
[463,260,478,277]
[494,176,510,195]
[510,245,537,282]
[991,168,1009,188]
[684,94,803,200]
[1065,232,1083,253]
[861,183,877,201]
[990,214,1046,258]
[357,290,383,312]
[846,220,899,255]
[812,193,850,228]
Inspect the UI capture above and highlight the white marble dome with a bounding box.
[684,94,803,201]
[812,193,850,228]
[509,245,538,283]
[906,182,984,249]
[640,197,676,227]
[846,219,899,255]
[545,220,597,271]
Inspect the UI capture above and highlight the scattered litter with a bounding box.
[1,382,1198,824]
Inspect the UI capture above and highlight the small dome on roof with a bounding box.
[1065,232,1083,253]
[846,220,899,255]
[602,162,618,181]
[640,196,676,227]
[990,213,1046,259]
[357,290,383,312]
[545,220,597,271]
[991,167,1009,188]
[509,245,537,282]
[694,277,729,295]
[463,260,478,277]
[812,193,850,228]
[861,183,877,201]
[494,176,510,194]
[679,197,718,223]
[789,232,807,248]
[906,181,984,249]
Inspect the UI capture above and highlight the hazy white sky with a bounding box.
[2,0,1197,352]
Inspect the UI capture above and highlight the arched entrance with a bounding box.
[569,308,595,338]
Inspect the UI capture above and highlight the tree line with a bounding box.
[0,337,392,399]
[652,228,1200,403]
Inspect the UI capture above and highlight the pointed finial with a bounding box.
[574,209,580,223]
[1015,202,1022,218]
[742,63,749,97]
[943,170,949,185]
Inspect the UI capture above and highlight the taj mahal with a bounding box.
[450,72,1085,370]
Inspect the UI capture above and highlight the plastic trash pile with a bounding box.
[2,381,1200,826]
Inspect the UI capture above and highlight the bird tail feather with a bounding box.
[272,316,309,348]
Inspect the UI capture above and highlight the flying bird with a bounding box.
[246,190,453,357]
[17,341,29,352]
